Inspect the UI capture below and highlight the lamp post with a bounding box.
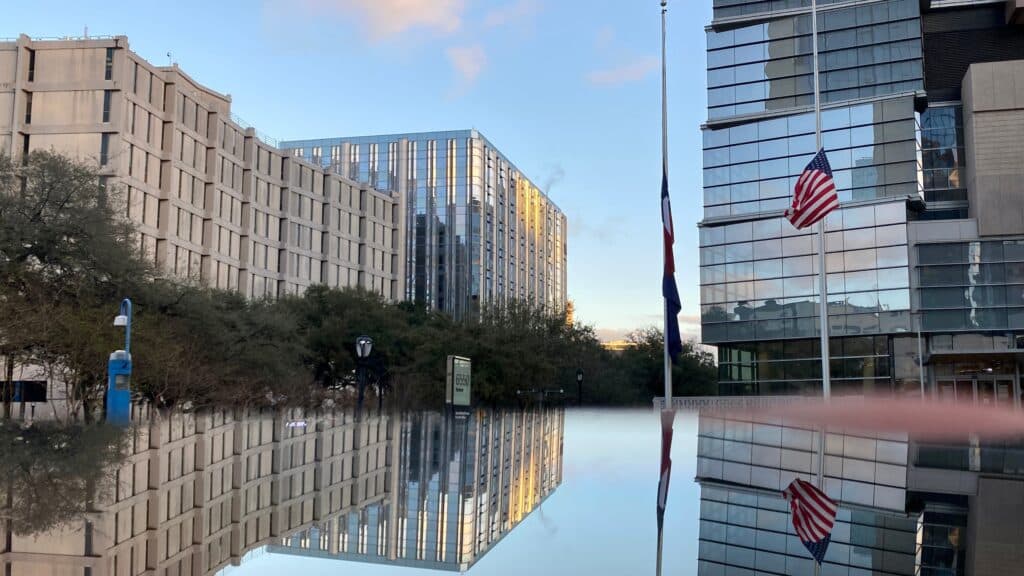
[106,298,132,425]
[355,336,373,408]
[576,368,584,406]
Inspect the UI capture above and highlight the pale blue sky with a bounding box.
[3,0,712,340]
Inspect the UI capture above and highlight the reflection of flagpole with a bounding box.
[812,0,828,573]
[657,3,670,571]
[661,0,672,408]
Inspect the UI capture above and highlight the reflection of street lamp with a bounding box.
[106,298,133,425]
[355,336,373,407]
[576,369,584,406]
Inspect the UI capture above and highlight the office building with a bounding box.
[0,35,403,300]
[282,132,567,319]
[699,0,1024,402]
[269,408,565,572]
[0,407,393,576]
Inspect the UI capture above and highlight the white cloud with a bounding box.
[446,44,487,97]
[586,56,658,86]
[483,0,542,28]
[292,0,466,40]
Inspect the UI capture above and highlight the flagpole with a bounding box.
[812,1,828,573]
[661,0,673,410]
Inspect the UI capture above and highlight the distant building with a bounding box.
[282,131,567,319]
[269,408,565,571]
[602,340,637,353]
[0,35,403,300]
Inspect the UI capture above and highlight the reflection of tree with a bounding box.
[0,422,126,535]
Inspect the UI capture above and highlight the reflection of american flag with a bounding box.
[786,149,839,229]
[783,478,838,564]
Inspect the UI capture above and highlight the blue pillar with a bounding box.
[106,350,132,426]
[106,298,133,426]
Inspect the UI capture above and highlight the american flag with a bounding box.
[786,148,839,230]
[783,478,838,564]
[661,167,683,361]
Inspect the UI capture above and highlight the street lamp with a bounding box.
[355,336,373,408]
[106,298,133,425]
[576,368,584,406]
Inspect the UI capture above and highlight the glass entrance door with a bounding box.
[937,379,974,403]
[976,376,1014,407]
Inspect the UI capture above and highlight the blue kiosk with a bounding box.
[106,298,132,426]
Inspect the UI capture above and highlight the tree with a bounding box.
[620,327,718,399]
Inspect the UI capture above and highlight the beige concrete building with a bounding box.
[0,407,394,576]
[0,34,404,300]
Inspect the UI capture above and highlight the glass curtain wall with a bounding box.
[699,0,926,395]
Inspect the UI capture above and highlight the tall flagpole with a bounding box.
[812,0,830,405]
[812,1,828,573]
[661,0,672,410]
[657,9,670,576]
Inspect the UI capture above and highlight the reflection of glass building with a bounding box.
[701,0,1024,402]
[281,132,568,320]
[0,407,563,576]
[269,408,565,572]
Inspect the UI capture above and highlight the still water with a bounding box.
[1,406,1021,575]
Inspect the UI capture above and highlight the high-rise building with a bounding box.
[269,408,565,572]
[282,132,568,319]
[0,35,403,301]
[699,0,1024,403]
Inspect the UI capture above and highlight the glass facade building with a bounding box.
[699,0,1024,402]
[282,131,567,319]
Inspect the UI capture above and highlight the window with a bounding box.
[26,48,35,82]
[105,48,114,80]
[24,92,31,124]
[102,90,112,123]
[100,134,111,166]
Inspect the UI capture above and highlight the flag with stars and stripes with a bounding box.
[783,477,838,564]
[786,148,839,230]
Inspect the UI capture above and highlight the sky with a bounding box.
[224,410,702,576]
[2,0,713,342]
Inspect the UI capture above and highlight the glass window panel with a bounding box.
[701,226,726,246]
[731,182,759,203]
[970,263,1004,285]
[705,185,731,206]
[877,246,908,268]
[754,239,783,259]
[919,243,966,264]
[828,272,845,293]
[756,279,785,299]
[843,205,875,229]
[758,117,788,139]
[845,248,876,271]
[726,222,754,243]
[1005,262,1024,283]
[878,288,910,311]
[730,123,758,145]
[726,243,754,263]
[704,148,730,168]
[845,270,878,292]
[783,235,815,256]
[785,277,817,298]
[1004,240,1024,261]
[1006,285,1024,306]
[783,256,814,277]
[760,178,790,200]
[844,228,875,250]
[922,309,966,330]
[876,224,907,247]
[755,259,783,279]
[968,286,1005,307]
[920,265,965,287]
[876,266,909,289]
[704,128,730,149]
[921,287,966,308]
[726,261,755,282]
[760,158,790,179]
[789,113,815,135]
[752,218,783,239]
[970,308,1007,329]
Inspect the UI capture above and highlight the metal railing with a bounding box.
[229,112,280,149]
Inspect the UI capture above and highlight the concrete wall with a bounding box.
[963,59,1024,236]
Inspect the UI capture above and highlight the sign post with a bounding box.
[446,356,472,407]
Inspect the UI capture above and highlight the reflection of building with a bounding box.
[695,408,1024,575]
[269,408,565,572]
[695,412,916,575]
[0,35,403,300]
[699,0,1024,402]
[281,132,567,320]
[0,407,392,576]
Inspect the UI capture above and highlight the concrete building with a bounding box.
[698,0,1024,403]
[0,407,393,576]
[0,34,403,300]
[268,408,565,572]
[282,132,567,319]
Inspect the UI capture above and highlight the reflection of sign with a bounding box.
[286,420,307,428]
[446,356,472,406]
